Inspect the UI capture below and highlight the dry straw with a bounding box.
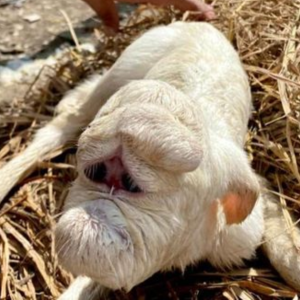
[0,0,300,299]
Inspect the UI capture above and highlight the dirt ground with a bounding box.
[0,0,98,61]
[0,0,134,60]
[0,0,133,104]
[0,0,95,107]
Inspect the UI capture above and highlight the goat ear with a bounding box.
[220,182,259,224]
[119,104,202,173]
[218,143,260,225]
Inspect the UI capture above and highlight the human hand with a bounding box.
[82,0,215,31]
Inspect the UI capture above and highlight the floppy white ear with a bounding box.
[213,138,260,224]
[119,104,202,173]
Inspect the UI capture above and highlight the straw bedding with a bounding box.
[0,0,300,299]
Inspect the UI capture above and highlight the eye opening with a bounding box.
[121,173,142,193]
[83,162,143,194]
[84,162,107,183]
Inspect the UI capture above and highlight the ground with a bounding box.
[0,0,133,104]
[0,0,97,60]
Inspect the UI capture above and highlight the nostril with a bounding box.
[84,163,107,182]
[121,173,142,193]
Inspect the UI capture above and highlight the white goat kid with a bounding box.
[0,22,299,299]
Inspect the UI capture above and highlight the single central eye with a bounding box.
[84,163,107,182]
[121,173,142,193]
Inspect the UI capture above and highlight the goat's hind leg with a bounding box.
[0,74,102,203]
[262,191,300,292]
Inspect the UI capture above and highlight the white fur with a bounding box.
[57,22,264,293]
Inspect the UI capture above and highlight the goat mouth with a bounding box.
[84,157,142,194]
[55,199,133,287]
[56,199,132,255]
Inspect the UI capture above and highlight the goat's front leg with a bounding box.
[58,276,109,300]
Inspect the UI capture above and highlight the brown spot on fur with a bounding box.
[221,189,258,224]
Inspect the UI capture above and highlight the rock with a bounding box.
[23,13,41,23]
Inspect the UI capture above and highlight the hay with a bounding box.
[0,0,300,299]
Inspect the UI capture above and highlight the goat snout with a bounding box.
[55,199,134,289]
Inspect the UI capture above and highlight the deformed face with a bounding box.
[55,80,207,290]
[55,80,259,291]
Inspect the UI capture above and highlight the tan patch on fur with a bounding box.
[221,189,258,224]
